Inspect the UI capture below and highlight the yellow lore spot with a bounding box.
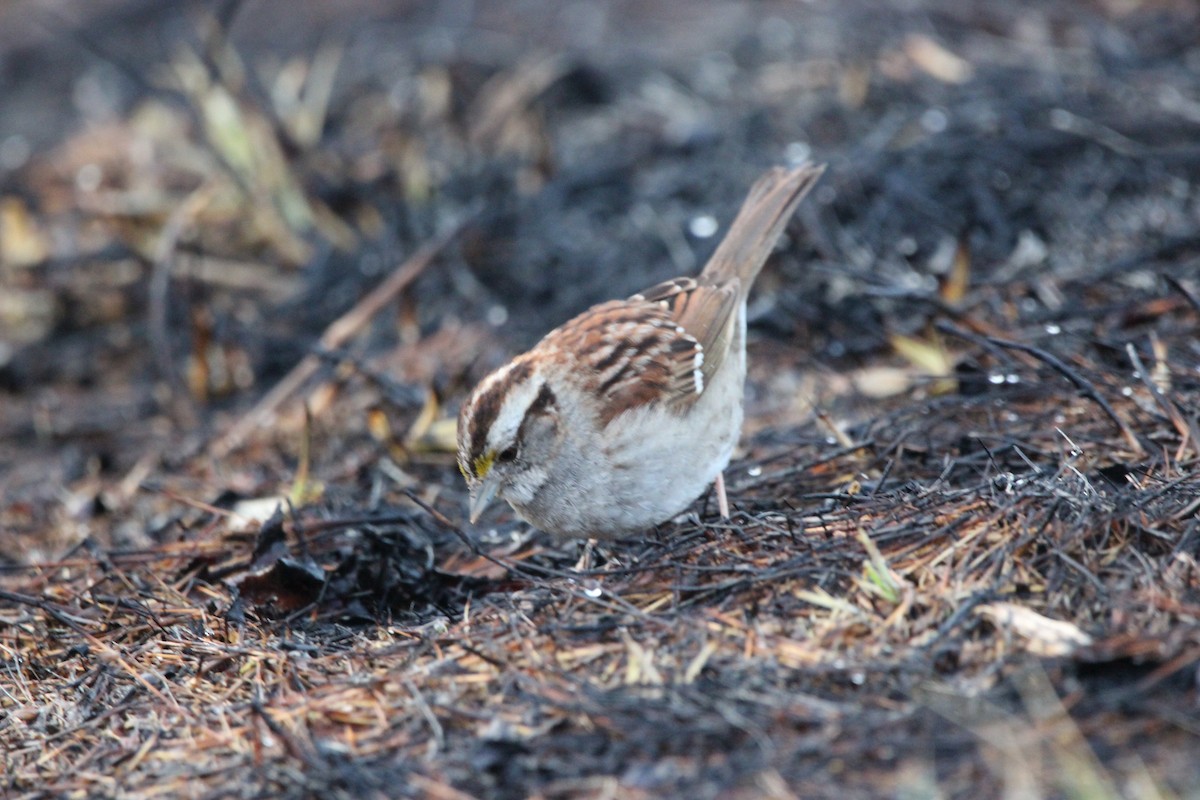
[472,451,495,479]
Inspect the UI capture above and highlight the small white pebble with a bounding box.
[486,305,509,326]
[785,141,812,164]
[920,107,949,133]
[689,214,719,238]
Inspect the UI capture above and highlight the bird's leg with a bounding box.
[715,472,730,519]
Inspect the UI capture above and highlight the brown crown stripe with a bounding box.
[468,358,533,463]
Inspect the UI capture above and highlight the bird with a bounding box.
[456,162,825,539]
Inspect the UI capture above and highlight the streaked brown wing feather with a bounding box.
[533,164,824,427]
[540,281,736,425]
[630,277,740,397]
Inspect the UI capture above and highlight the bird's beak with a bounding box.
[468,472,502,524]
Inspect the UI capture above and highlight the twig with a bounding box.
[1164,274,1200,315]
[730,442,876,492]
[1125,342,1199,459]
[983,335,1145,456]
[404,678,445,755]
[251,695,326,769]
[148,183,216,427]
[210,218,469,457]
[0,589,181,711]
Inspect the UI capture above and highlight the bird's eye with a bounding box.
[498,444,519,463]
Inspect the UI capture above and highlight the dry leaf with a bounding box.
[889,332,956,387]
[850,365,916,399]
[0,196,49,268]
[976,603,1094,656]
[904,34,973,84]
[941,239,971,305]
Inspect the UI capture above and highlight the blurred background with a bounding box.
[1,0,1198,545]
[5,0,1200,545]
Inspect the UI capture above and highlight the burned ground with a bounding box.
[1,1,1198,798]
